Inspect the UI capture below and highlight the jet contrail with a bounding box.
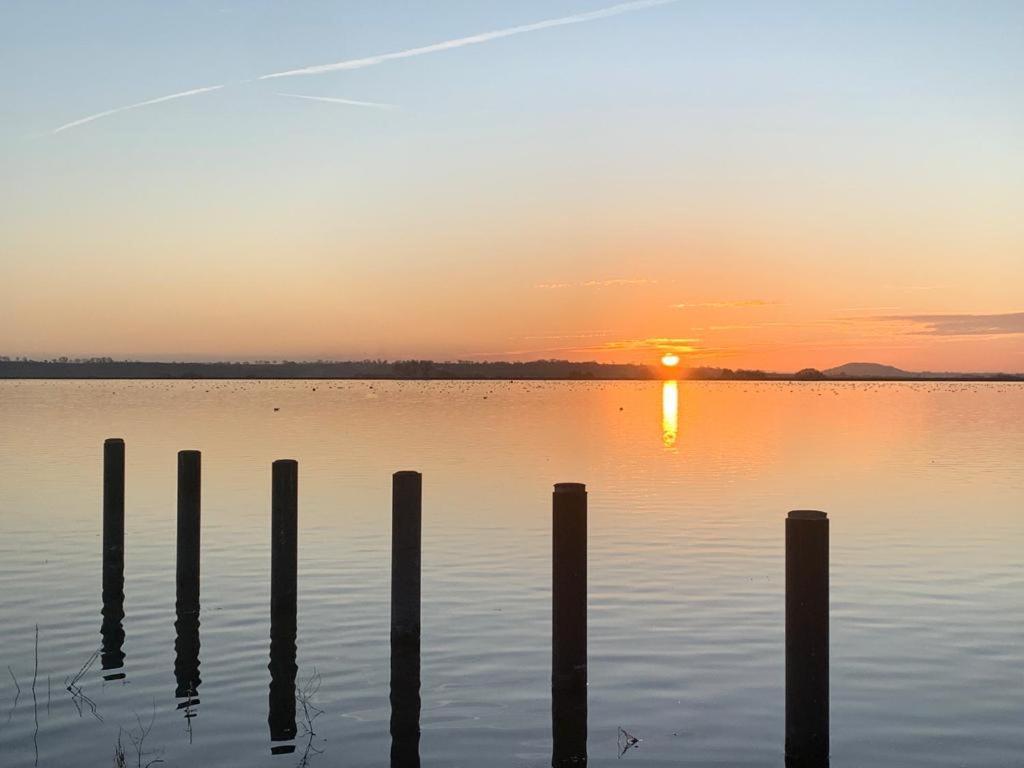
[276,93,397,110]
[49,0,675,134]
[51,84,225,134]
[259,0,677,79]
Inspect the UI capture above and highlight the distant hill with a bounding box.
[824,362,912,378]
[821,362,1022,380]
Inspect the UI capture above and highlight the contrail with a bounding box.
[49,0,675,134]
[276,93,397,110]
[51,84,225,134]
[259,0,677,79]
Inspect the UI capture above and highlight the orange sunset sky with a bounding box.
[2,1,1022,372]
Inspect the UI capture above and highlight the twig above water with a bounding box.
[617,726,641,758]
[65,649,103,722]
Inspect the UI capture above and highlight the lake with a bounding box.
[0,380,1022,767]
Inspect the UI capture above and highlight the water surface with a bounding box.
[0,380,1022,766]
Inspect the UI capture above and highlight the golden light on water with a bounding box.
[661,379,678,448]
[661,352,680,368]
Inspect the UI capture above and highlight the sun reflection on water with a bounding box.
[661,379,678,448]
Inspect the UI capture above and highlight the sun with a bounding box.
[661,352,680,368]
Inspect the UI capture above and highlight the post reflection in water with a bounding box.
[661,379,679,448]
[551,685,587,767]
[268,618,297,754]
[174,608,201,726]
[390,638,421,767]
[100,577,126,681]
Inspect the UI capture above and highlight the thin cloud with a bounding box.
[259,0,678,79]
[51,84,225,135]
[463,340,703,359]
[464,333,717,359]
[599,337,701,352]
[276,93,398,110]
[883,284,939,292]
[838,306,902,313]
[535,278,656,289]
[523,331,619,340]
[878,312,1024,336]
[582,278,657,287]
[672,299,776,309]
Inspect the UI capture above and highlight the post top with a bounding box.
[788,509,827,520]
[105,437,124,445]
[393,470,422,479]
[178,449,201,457]
[272,458,298,468]
[553,482,586,494]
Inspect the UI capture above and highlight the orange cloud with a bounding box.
[876,312,1024,336]
[596,337,701,353]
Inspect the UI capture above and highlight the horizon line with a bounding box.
[2,357,1021,377]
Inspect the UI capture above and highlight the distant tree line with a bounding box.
[0,357,654,380]
[2,358,1020,381]
[0,356,115,364]
[688,366,776,380]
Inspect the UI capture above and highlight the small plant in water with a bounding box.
[113,706,164,768]
[295,669,326,767]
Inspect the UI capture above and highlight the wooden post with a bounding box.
[785,510,829,767]
[391,471,422,645]
[390,471,422,767]
[176,450,201,615]
[102,438,125,605]
[269,459,298,752]
[173,450,202,715]
[101,438,126,680]
[552,482,587,767]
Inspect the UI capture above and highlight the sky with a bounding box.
[2,0,1022,371]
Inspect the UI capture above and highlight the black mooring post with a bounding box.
[271,460,298,628]
[174,450,202,716]
[552,482,587,767]
[785,510,829,767]
[102,438,125,605]
[176,450,201,615]
[391,471,422,645]
[101,438,126,681]
[269,459,298,752]
[390,471,422,767]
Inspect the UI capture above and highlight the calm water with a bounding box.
[0,380,1022,767]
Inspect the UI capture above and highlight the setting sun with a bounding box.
[661,353,680,368]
